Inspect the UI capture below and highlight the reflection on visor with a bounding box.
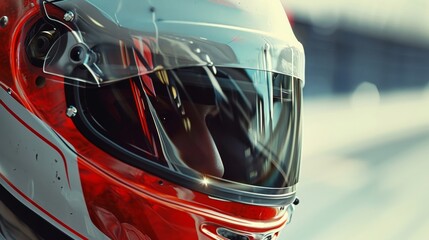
[73,66,302,190]
[41,0,305,85]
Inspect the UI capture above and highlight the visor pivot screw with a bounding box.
[63,11,75,22]
[0,16,8,28]
[293,197,300,206]
[66,106,78,118]
[7,88,11,95]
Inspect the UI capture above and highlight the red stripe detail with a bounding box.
[0,99,71,189]
[132,37,156,96]
[130,80,152,145]
[142,38,154,68]
[0,173,88,240]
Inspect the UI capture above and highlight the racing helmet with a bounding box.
[1,0,305,239]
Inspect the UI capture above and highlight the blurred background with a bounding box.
[279,0,429,239]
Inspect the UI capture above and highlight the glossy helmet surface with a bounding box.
[0,0,305,239]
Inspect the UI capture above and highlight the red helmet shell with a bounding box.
[0,1,299,239]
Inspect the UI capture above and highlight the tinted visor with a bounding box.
[70,66,302,204]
